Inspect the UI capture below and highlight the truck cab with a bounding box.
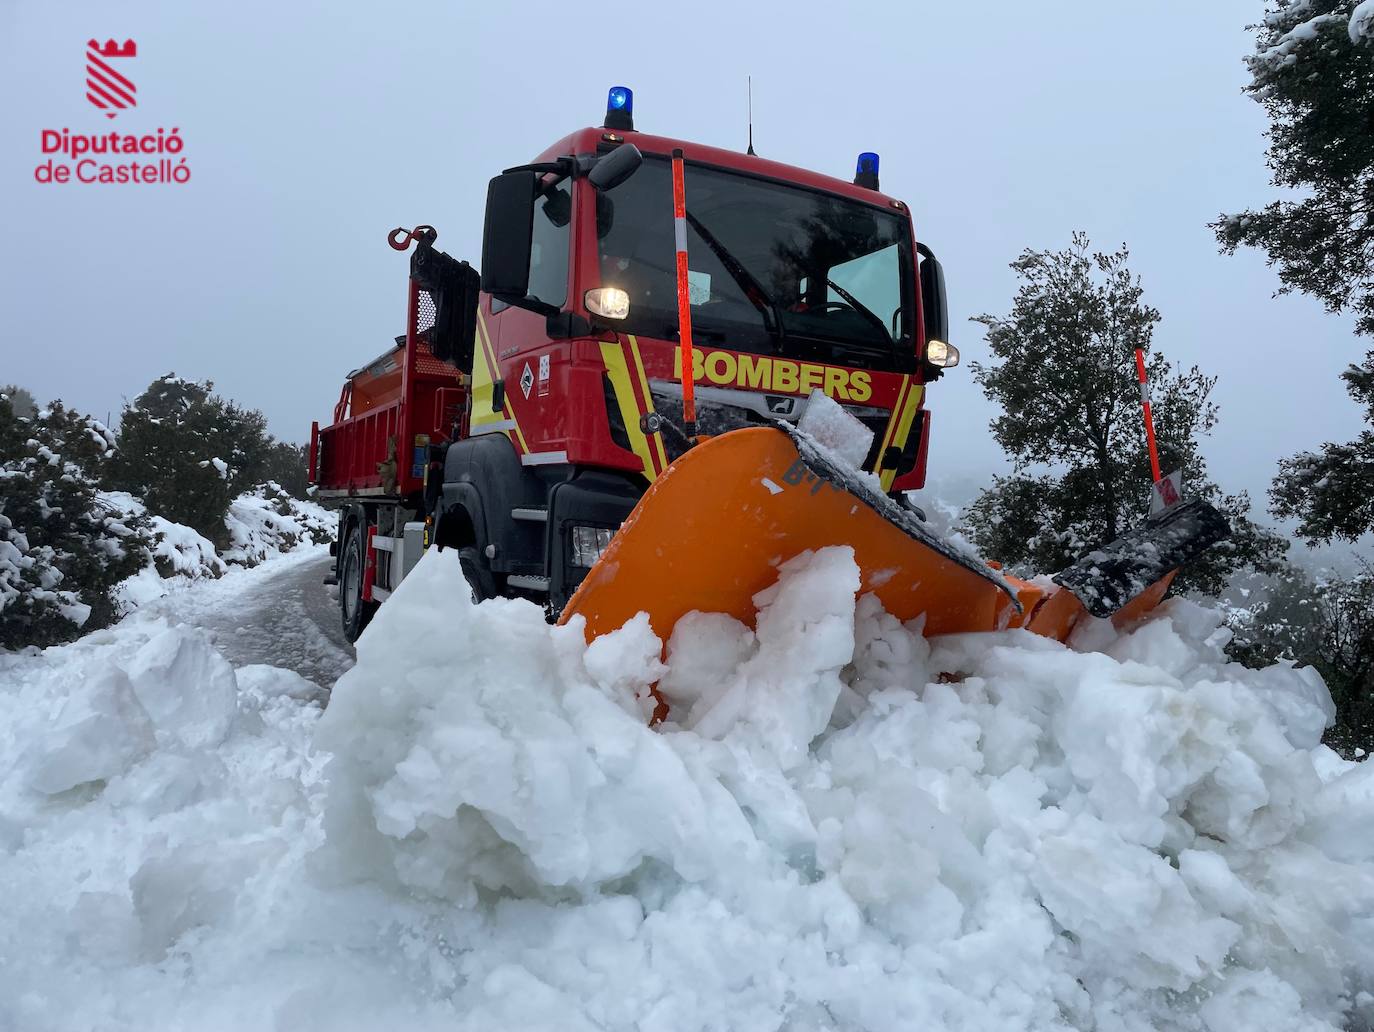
[312,88,958,639]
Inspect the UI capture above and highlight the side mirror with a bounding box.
[480,170,538,300]
[917,243,949,345]
[587,143,643,192]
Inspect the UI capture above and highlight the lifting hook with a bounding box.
[387,225,437,251]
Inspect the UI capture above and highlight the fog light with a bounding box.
[571,525,615,567]
[925,339,959,368]
[585,287,630,320]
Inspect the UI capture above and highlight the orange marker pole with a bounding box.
[1135,347,1162,484]
[671,148,698,440]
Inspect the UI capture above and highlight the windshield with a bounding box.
[595,157,915,371]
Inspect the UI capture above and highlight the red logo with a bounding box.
[86,38,137,119]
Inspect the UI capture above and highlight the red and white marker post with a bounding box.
[1135,347,1162,485]
[671,148,698,442]
[1136,347,1181,512]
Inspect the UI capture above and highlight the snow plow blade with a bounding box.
[559,425,1229,645]
[1051,497,1231,618]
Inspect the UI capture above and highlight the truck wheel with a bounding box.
[340,521,377,642]
[458,545,496,603]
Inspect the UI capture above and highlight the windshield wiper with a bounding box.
[825,277,895,347]
[683,210,786,350]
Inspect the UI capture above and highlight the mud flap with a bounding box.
[559,425,1024,642]
[1051,497,1231,618]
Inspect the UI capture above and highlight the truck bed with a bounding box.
[311,331,467,501]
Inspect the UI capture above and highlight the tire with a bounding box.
[339,520,378,643]
[458,545,496,603]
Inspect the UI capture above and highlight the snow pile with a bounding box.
[100,486,333,612]
[222,482,334,567]
[3,546,1373,1030]
[1352,0,1374,45]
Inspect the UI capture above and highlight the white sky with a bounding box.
[0,0,1364,514]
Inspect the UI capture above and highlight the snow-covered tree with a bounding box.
[1229,563,1374,753]
[260,441,311,499]
[963,234,1287,597]
[0,392,149,649]
[108,375,272,546]
[1214,0,1374,334]
[1,384,36,420]
[1270,351,1374,540]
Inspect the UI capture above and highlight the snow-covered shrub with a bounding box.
[222,482,333,567]
[0,394,149,649]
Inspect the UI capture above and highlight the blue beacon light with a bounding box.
[854,152,880,190]
[604,86,634,131]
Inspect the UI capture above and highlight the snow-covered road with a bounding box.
[137,545,353,692]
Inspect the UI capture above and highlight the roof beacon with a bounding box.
[604,86,634,131]
[854,151,880,190]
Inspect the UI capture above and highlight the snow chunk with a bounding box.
[797,390,874,469]
[124,626,238,748]
[19,666,155,794]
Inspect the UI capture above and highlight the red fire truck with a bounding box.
[310,86,1227,646]
[310,87,955,640]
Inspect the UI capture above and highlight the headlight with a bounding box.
[925,339,959,368]
[571,525,615,567]
[585,287,630,320]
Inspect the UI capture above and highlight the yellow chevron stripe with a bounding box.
[469,313,529,452]
[873,375,910,473]
[879,380,925,492]
[627,336,668,472]
[601,340,659,481]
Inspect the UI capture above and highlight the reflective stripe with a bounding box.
[520,450,569,466]
[674,216,688,255]
[470,420,516,434]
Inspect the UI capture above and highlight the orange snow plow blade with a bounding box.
[560,425,1229,645]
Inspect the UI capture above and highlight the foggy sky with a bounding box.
[1,0,1364,515]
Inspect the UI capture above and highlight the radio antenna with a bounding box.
[746,76,756,156]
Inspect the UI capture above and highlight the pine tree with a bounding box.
[260,441,311,499]
[1270,351,1374,540]
[108,375,272,546]
[1213,0,1374,334]
[963,234,1287,597]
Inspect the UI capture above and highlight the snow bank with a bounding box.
[99,491,225,611]
[102,485,333,612]
[3,546,1372,1030]
[223,482,333,567]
